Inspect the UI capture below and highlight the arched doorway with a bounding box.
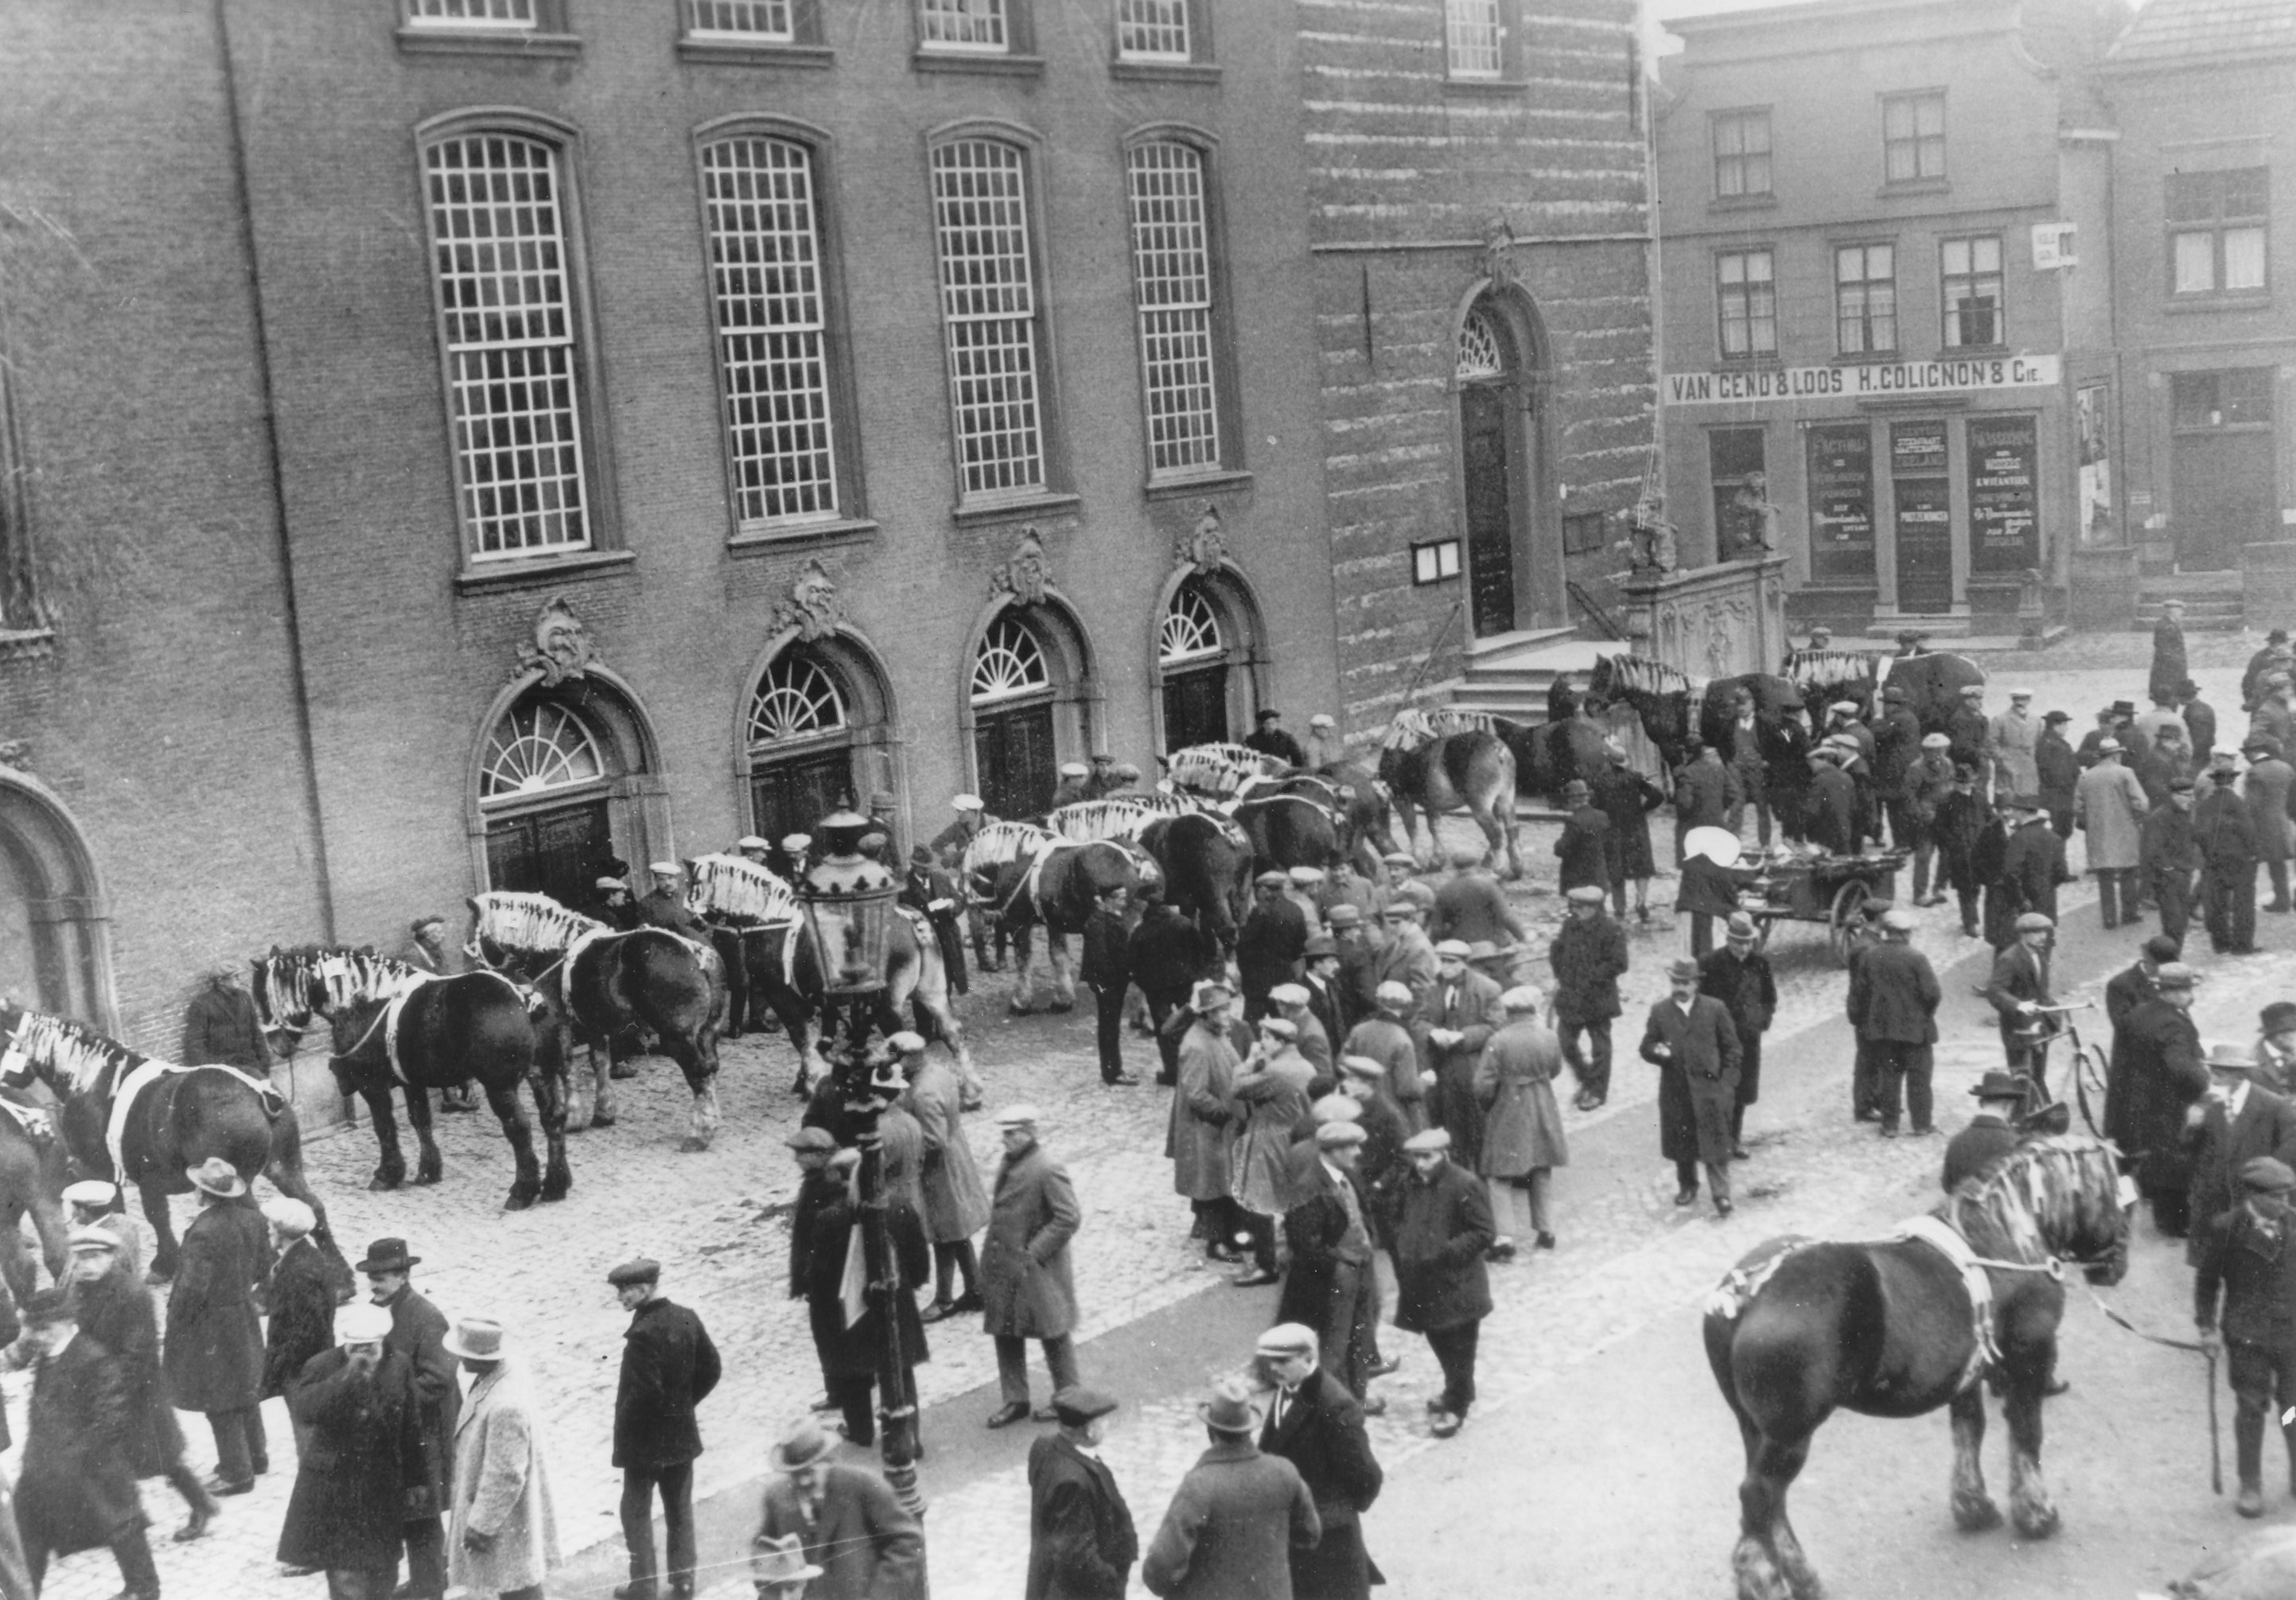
[1453,296,1548,638]
[741,634,897,845]
[0,770,116,1030]
[473,675,659,909]
[967,601,1093,820]
[1154,566,1267,753]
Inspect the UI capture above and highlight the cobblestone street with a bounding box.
[15,633,2294,1599]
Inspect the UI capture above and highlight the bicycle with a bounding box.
[2012,1001,2109,1135]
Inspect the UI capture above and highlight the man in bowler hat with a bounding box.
[358,1237,457,1600]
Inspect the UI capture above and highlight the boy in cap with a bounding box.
[1987,913,2059,1093]
[1026,1387,1137,1600]
[2195,1156,2296,1516]
[609,1256,721,1600]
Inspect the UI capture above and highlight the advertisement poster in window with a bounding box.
[1806,424,1875,582]
[2076,384,2113,547]
[1968,415,2038,574]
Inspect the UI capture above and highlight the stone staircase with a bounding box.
[2135,574,2243,632]
[1450,627,1617,725]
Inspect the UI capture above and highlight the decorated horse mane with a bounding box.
[255,946,429,1020]
[1164,742,1283,796]
[1944,1135,2124,1265]
[1134,787,1221,817]
[1046,799,1166,843]
[0,1002,149,1098]
[1591,652,1695,702]
[684,853,804,927]
[1784,648,1884,690]
[1380,705,1504,751]
[960,820,1057,878]
[467,892,606,959]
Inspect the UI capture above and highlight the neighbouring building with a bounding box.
[1653,0,2127,638]
[2,0,1337,1114]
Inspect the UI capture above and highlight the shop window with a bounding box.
[1967,415,2038,574]
[1806,424,1875,584]
[2173,370,2275,430]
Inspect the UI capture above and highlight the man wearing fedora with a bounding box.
[278,1300,427,1598]
[16,1286,161,1600]
[67,1224,217,1542]
[359,1237,457,1600]
[444,1318,559,1600]
[983,1107,1086,1427]
[1142,1376,1320,1600]
[608,1256,720,1600]
[1847,909,1940,1139]
[1944,1073,2030,1193]
[2259,1002,2296,1096]
[262,1198,337,1459]
[2186,1044,2296,1269]
[1025,1387,1138,1600]
[1392,1127,1495,1438]
[1644,958,1745,1211]
[2195,1156,2296,1516]
[2076,739,2150,929]
[754,1416,924,1600]
[164,1156,272,1499]
[1255,1324,1383,1600]
[1173,980,1246,1262]
[1699,912,1776,1158]
[2198,761,2262,955]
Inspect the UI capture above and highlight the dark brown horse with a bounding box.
[465,893,730,1153]
[1784,647,1987,735]
[975,839,1150,1014]
[1138,810,1254,956]
[1232,791,1346,875]
[0,1002,348,1287]
[1590,655,1818,832]
[0,1098,68,1310]
[251,947,570,1210]
[1704,1137,2128,1600]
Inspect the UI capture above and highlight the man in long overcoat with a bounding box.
[1874,684,1924,848]
[803,1148,930,1448]
[1897,733,1958,902]
[164,1158,270,1496]
[1341,979,1425,1132]
[2075,741,2150,928]
[1473,988,1568,1255]
[1998,795,2073,924]
[1412,940,1504,1172]
[2119,963,2211,1235]
[1255,1324,1383,1600]
[1025,1388,1137,1600]
[2200,765,2262,954]
[1173,982,1244,1259]
[2103,935,2179,1145]
[2186,1045,2296,1271]
[1278,1124,1382,1403]
[1141,1379,1320,1600]
[1237,874,1309,1024]
[261,1197,337,1455]
[609,1255,722,1600]
[2149,598,2189,705]
[15,1287,160,1600]
[443,1317,558,1600]
[1391,1129,1494,1438]
[278,1301,428,1599]
[983,1107,1085,1427]
[66,1228,214,1540]
[1698,913,1776,1154]
[2142,778,2203,945]
[1228,1019,1317,1287]
[1079,884,1138,1087]
[1932,763,1991,936]
[1642,958,1745,1216]
[362,1237,458,1600]
[1550,886,1628,1111]
[2244,737,2296,913]
[1846,909,1940,1138]
[897,1033,990,1319]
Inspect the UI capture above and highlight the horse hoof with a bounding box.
[414,1171,442,1187]
[1049,1001,1075,1014]
[2010,1505,2059,1540]
[368,1173,403,1193]
[541,1183,572,1203]
[503,1191,536,1213]
[1952,1496,2003,1533]
[590,1113,616,1129]
[678,1135,710,1154]
[1007,1004,1035,1017]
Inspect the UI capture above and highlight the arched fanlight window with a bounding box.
[748,652,848,748]
[1457,308,1505,381]
[971,615,1050,705]
[480,703,605,803]
[1160,586,1223,665]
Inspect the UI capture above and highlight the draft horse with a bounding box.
[0,1098,69,1310]
[1375,710,1523,878]
[1138,810,1254,957]
[251,947,570,1210]
[975,838,1152,1014]
[465,893,730,1153]
[683,854,977,1103]
[1704,1136,2129,1600]
[0,1002,348,1287]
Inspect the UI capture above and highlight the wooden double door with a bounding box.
[975,700,1057,820]
[486,799,613,909]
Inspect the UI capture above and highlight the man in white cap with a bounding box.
[1898,732,1958,905]
[983,1107,1086,1427]
[636,862,709,940]
[1252,1323,1383,1600]
[591,874,640,931]
[1174,980,1247,1260]
[1284,864,1329,939]
[64,1178,142,1279]
[1847,908,1940,1139]
[276,1299,426,1598]
[1051,761,1094,813]
[68,1224,219,1540]
[1391,1128,1494,1438]
[2075,737,2150,929]
[444,1317,559,1600]
[1415,940,1503,1172]
[164,1157,271,1497]
[1987,689,2040,799]
[260,1197,337,1456]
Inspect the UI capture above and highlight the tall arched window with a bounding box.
[1153,571,1265,752]
[971,613,1058,817]
[745,645,868,843]
[481,703,605,800]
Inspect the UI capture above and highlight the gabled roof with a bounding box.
[2106,0,2296,66]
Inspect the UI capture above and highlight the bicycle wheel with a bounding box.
[2072,1039,2111,1139]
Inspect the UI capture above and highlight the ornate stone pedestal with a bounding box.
[1619,555,1788,680]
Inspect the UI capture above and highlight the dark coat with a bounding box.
[982,1139,1083,1339]
[1999,820,2072,919]
[2117,999,2208,1192]
[2187,696,2220,769]
[71,1263,185,1479]
[2142,804,2202,879]
[1985,943,2053,1056]
[1847,940,1940,1044]
[791,1168,836,1298]
[1547,913,1628,1023]
[1246,727,1309,768]
[636,888,710,939]
[17,1333,146,1558]
[382,1283,461,1512]
[1698,945,1776,1104]
[1932,789,1990,888]
[1591,765,1666,881]
[1803,765,1858,854]
[804,1193,931,1380]
[1874,706,1923,793]
[1428,873,1523,948]
[2103,964,2165,1148]
[2185,1088,2296,1267]
[262,1236,338,1401]
[181,983,274,1071]
[1946,707,1991,774]
[1140,1439,1320,1600]
[1672,757,1736,834]
[1943,1115,2022,1193]
[1236,899,1309,1003]
[2196,1196,2296,1348]
[2197,785,2258,868]
[1642,995,1743,1166]
[1675,856,1754,919]
[1553,805,1613,893]
[2150,618,2189,706]
[1026,1433,1139,1600]
[1079,907,1130,992]
[162,1198,268,1414]
[757,1461,926,1600]
[613,1296,721,1470]
[2035,732,2080,812]
[1260,1367,1382,1600]
[1129,908,1218,996]
[1391,1157,1493,1333]
[1277,1158,1377,1333]
[277,1347,428,1572]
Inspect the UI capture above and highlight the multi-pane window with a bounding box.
[2169,168,2268,295]
[1713,111,1773,199]
[2172,370,2274,430]
[920,0,1006,50]
[408,0,533,23]
[423,134,590,559]
[685,0,792,37]
[1117,0,1189,60]
[1835,243,1897,356]
[700,136,839,526]
[931,139,1046,498]
[1716,249,1776,358]
[1882,92,1945,183]
[1127,142,1221,477]
[1445,0,1503,78]
[1941,236,2003,347]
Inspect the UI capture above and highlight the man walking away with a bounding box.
[1474,987,1567,1253]
[1846,909,1940,1139]
[2198,763,2261,955]
[608,1256,721,1600]
[1141,1378,1319,1599]
[897,1032,990,1322]
[444,1318,559,1600]
[1025,1388,1137,1600]
[1391,1129,1494,1438]
[2074,739,2149,928]
[16,1286,161,1600]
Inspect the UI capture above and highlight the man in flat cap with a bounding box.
[983,1108,1086,1428]
[1341,979,1426,1133]
[1025,1388,1138,1600]
[1391,1128,1493,1438]
[754,1417,924,1600]
[1369,901,1438,1023]
[1550,884,1629,1111]
[2187,1043,2296,1272]
[260,1198,334,1459]
[68,1224,216,1541]
[1079,882,1139,1088]
[1141,1378,1319,1598]
[2142,776,2203,946]
[1946,685,1991,797]
[2197,760,2261,955]
[63,1179,142,1280]
[1238,870,1309,1025]
[2076,738,2150,929]
[609,1257,721,1600]
[1987,689,2039,800]
[1699,913,1776,1158]
[1987,912,2059,1098]
[2119,963,2210,1236]
[1278,1123,1383,1403]
[1847,909,1940,1139]
[2197,1155,2296,1516]
[1999,792,2072,927]
[1255,1325,1383,1600]
[1413,940,1503,1172]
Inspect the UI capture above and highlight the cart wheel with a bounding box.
[1828,880,1870,964]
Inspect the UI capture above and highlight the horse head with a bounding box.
[1952,1134,2131,1287]
[0,1002,138,1104]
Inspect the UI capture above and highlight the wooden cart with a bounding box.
[1741,849,1909,964]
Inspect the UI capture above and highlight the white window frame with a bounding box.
[1713,109,1773,199]
[684,0,794,40]
[1444,0,1504,80]
[1126,138,1224,479]
[481,702,608,804]
[1835,243,1897,356]
[920,0,1009,53]
[1117,0,1190,61]
[1717,248,1776,359]
[1940,234,2003,348]
[406,0,534,27]
[971,615,1052,705]
[698,132,842,530]
[1882,91,1946,185]
[748,652,850,749]
[930,135,1050,502]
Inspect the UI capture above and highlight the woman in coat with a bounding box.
[1170,988,1243,1258]
[1473,987,1566,1251]
[444,1326,559,1600]
[900,1040,991,1321]
[278,1303,428,1589]
[1227,1021,1318,1285]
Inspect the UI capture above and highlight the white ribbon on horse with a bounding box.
[380,975,434,1088]
[839,1220,868,1329]
[105,1058,281,1185]
[1895,1213,2004,1392]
